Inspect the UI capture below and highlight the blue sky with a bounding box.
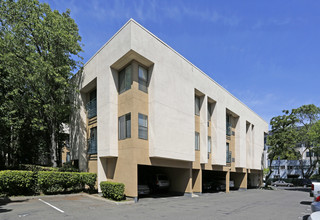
[42,0,320,124]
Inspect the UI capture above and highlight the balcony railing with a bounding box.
[88,138,97,154]
[86,98,97,119]
[226,122,232,136]
[226,151,232,163]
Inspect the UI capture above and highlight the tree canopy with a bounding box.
[0,0,82,167]
[267,104,320,179]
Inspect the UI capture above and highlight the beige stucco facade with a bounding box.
[70,19,268,199]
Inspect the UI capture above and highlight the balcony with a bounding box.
[86,98,97,119]
[226,151,232,163]
[88,138,97,155]
[226,122,232,136]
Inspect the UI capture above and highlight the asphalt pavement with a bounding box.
[0,187,313,220]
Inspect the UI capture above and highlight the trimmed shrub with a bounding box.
[38,171,82,194]
[100,181,125,201]
[20,164,59,172]
[0,170,97,195]
[58,162,79,172]
[0,170,35,196]
[80,173,97,191]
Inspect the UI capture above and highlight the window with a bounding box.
[86,89,97,119]
[119,113,131,140]
[208,136,211,159]
[138,66,148,93]
[195,132,200,150]
[226,114,232,136]
[208,136,211,153]
[66,152,71,162]
[280,166,285,170]
[119,65,132,94]
[195,96,200,116]
[226,143,231,163]
[138,113,148,140]
[88,127,97,154]
[207,103,212,121]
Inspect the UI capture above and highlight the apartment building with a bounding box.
[70,19,268,199]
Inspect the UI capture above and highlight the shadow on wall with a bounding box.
[70,69,87,172]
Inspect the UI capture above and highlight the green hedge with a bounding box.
[38,171,82,194]
[80,173,97,191]
[0,170,36,196]
[0,170,97,195]
[100,181,125,201]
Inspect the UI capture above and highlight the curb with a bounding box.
[83,194,135,205]
[6,193,134,205]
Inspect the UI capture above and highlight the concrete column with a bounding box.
[192,169,202,194]
[185,168,193,194]
[97,157,107,192]
[226,170,230,193]
[240,172,247,190]
[259,171,263,187]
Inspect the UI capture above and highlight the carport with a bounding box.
[248,171,262,188]
[230,171,247,190]
[202,170,227,193]
[138,165,190,197]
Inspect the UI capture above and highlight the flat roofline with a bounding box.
[83,18,268,125]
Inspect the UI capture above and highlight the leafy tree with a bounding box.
[266,111,298,181]
[267,104,320,179]
[0,0,82,167]
[292,105,320,178]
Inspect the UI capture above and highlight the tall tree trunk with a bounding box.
[50,123,58,167]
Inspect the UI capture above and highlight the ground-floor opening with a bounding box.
[202,170,227,193]
[248,172,261,189]
[138,165,190,198]
[230,171,247,190]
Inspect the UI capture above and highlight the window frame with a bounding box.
[119,64,132,94]
[138,113,148,140]
[195,132,200,151]
[207,103,212,121]
[88,126,97,154]
[195,96,200,116]
[208,136,211,153]
[138,65,148,93]
[119,113,131,140]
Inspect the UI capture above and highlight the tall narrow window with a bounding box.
[138,66,148,93]
[207,103,211,121]
[195,132,200,150]
[86,89,97,119]
[138,113,148,140]
[208,136,211,159]
[119,65,132,94]
[226,143,231,163]
[119,113,131,140]
[195,96,200,116]
[88,127,97,154]
[226,114,232,136]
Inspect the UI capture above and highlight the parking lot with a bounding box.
[0,187,313,220]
